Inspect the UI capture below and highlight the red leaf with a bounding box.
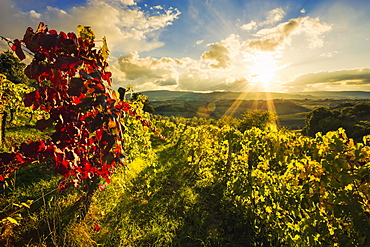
[89,113,105,132]
[68,78,86,96]
[67,32,78,44]
[36,118,53,132]
[101,71,112,85]
[99,184,107,191]
[43,145,55,158]
[25,61,53,81]
[129,110,136,116]
[96,129,104,141]
[0,153,17,165]
[20,141,45,158]
[23,27,39,52]
[55,55,81,71]
[54,163,69,177]
[93,223,100,231]
[11,39,26,61]
[0,175,4,181]
[115,102,131,112]
[35,32,58,50]
[24,91,36,107]
[140,119,149,127]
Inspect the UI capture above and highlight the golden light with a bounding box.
[245,51,280,89]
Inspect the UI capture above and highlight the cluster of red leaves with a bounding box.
[0,22,151,188]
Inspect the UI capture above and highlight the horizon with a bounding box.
[1,0,370,93]
[137,89,370,93]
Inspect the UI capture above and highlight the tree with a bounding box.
[238,109,277,132]
[0,51,35,86]
[302,107,354,137]
[302,104,370,142]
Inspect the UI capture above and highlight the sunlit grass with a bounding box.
[1,125,52,152]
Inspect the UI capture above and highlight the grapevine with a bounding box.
[0,22,155,189]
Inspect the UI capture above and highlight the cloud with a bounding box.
[286,68,370,87]
[241,8,284,32]
[195,39,204,45]
[114,36,249,92]
[248,18,303,51]
[241,21,257,31]
[260,8,285,26]
[248,17,332,51]
[201,34,242,69]
[320,51,338,57]
[177,70,230,91]
[117,51,184,80]
[301,17,332,48]
[114,52,198,91]
[0,0,181,54]
[201,43,230,69]
[29,10,41,19]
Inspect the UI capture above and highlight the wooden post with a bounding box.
[0,112,4,146]
[0,74,3,146]
[0,111,7,145]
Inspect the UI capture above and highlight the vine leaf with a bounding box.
[101,36,109,61]
[11,39,25,61]
[36,118,54,132]
[77,25,95,41]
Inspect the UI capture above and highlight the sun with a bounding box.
[245,52,280,89]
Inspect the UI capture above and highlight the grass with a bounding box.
[1,125,52,152]
[74,141,251,246]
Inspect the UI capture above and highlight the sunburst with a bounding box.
[245,51,280,90]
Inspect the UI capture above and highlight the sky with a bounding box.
[1,0,370,93]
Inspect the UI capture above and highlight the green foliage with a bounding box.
[1,115,370,246]
[131,92,155,114]
[0,51,34,86]
[238,109,277,132]
[0,73,34,146]
[302,103,370,141]
[0,74,34,123]
[216,115,240,128]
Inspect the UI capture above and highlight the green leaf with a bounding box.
[77,25,95,41]
[6,217,19,225]
[21,202,31,208]
[101,36,109,61]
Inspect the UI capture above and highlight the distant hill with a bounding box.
[140,90,306,101]
[140,90,370,101]
[139,90,370,129]
[298,91,370,99]
[146,98,311,119]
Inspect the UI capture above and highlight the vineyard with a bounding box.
[1,117,370,246]
[1,23,370,246]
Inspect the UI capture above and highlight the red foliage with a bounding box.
[0,22,155,189]
[11,39,25,61]
[93,223,101,231]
